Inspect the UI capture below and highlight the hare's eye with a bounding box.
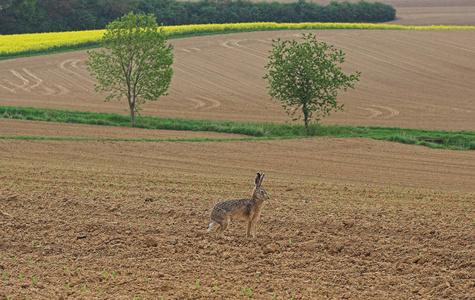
[260,191,264,194]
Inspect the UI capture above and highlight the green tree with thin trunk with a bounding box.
[263,33,361,134]
[85,12,173,124]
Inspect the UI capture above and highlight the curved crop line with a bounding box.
[9,70,29,90]
[1,22,474,58]
[355,106,382,119]
[59,59,96,85]
[22,68,43,91]
[371,105,400,118]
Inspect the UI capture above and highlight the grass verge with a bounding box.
[2,106,474,150]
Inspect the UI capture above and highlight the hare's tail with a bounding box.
[207,221,217,232]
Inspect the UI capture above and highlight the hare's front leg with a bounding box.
[248,218,259,238]
[246,218,257,238]
[248,213,260,238]
[251,220,258,238]
[246,220,252,238]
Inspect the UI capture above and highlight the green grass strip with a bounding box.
[2,22,475,59]
[1,106,474,150]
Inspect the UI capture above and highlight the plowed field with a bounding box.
[2,136,475,299]
[1,3,475,299]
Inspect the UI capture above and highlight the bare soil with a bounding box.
[1,137,475,299]
[0,119,247,140]
[1,2,475,299]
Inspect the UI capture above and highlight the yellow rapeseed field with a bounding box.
[1,22,474,58]
[0,30,104,57]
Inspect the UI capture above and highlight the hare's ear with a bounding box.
[259,173,265,186]
[254,173,261,187]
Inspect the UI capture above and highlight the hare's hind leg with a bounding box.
[216,222,228,238]
[215,216,231,238]
[207,221,218,233]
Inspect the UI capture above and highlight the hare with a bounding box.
[207,173,269,238]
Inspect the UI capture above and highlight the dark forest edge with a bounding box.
[0,0,396,35]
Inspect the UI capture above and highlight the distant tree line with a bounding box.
[0,0,396,35]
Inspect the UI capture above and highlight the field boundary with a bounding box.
[2,106,474,150]
[2,22,475,60]
[0,135,280,142]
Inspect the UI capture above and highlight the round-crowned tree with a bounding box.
[264,33,361,134]
[86,12,173,124]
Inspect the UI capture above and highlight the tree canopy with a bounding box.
[0,0,396,34]
[264,33,361,133]
[85,12,174,124]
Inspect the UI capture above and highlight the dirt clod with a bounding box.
[263,243,280,254]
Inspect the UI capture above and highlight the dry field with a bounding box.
[1,30,474,131]
[1,136,474,299]
[1,2,475,299]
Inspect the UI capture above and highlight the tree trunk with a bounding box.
[129,99,135,124]
[303,102,309,135]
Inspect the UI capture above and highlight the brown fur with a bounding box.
[207,173,269,238]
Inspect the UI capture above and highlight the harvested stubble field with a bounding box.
[1,2,475,299]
